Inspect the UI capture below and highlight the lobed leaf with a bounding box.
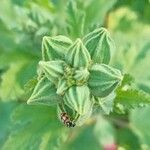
[66,0,85,38]
[2,104,67,150]
[96,92,116,115]
[114,88,150,110]
[120,73,134,87]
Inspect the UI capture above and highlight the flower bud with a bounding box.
[64,85,92,115]
[39,60,65,84]
[27,77,61,106]
[88,64,123,97]
[42,35,72,61]
[65,39,91,68]
[83,28,115,64]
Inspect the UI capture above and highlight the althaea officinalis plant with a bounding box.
[27,27,123,127]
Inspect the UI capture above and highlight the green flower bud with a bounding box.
[42,35,72,61]
[65,39,91,68]
[88,64,123,97]
[64,85,92,115]
[27,77,61,106]
[39,60,65,84]
[83,28,115,64]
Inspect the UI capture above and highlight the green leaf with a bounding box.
[65,39,91,68]
[65,125,101,150]
[27,76,61,106]
[83,28,115,64]
[39,60,65,84]
[96,92,116,115]
[24,77,38,92]
[16,61,38,89]
[94,115,116,147]
[130,106,150,149]
[114,89,150,110]
[42,35,73,61]
[134,42,150,64]
[2,104,68,150]
[130,46,150,94]
[120,73,134,87]
[64,85,92,115]
[83,0,116,31]
[0,62,24,101]
[88,64,123,97]
[117,128,141,150]
[0,101,18,147]
[66,0,85,38]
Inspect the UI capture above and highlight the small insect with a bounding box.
[60,112,76,127]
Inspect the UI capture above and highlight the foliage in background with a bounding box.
[0,0,150,149]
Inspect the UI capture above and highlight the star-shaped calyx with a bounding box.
[27,28,123,126]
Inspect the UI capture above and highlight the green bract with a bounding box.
[65,39,91,68]
[42,35,73,61]
[27,76,61,106]
[83,28,115,64]
[27,28,123,126]
[39,60,65,84]
[89,64,122,97]
[64,85,92,115]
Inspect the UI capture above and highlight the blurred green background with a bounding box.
[0,0,150,150]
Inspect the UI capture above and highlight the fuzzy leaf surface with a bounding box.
[2,104,68,150]
[114,89,150,111]
[66,0,85,38]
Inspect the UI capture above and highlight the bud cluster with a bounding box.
[27,28,123,127]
